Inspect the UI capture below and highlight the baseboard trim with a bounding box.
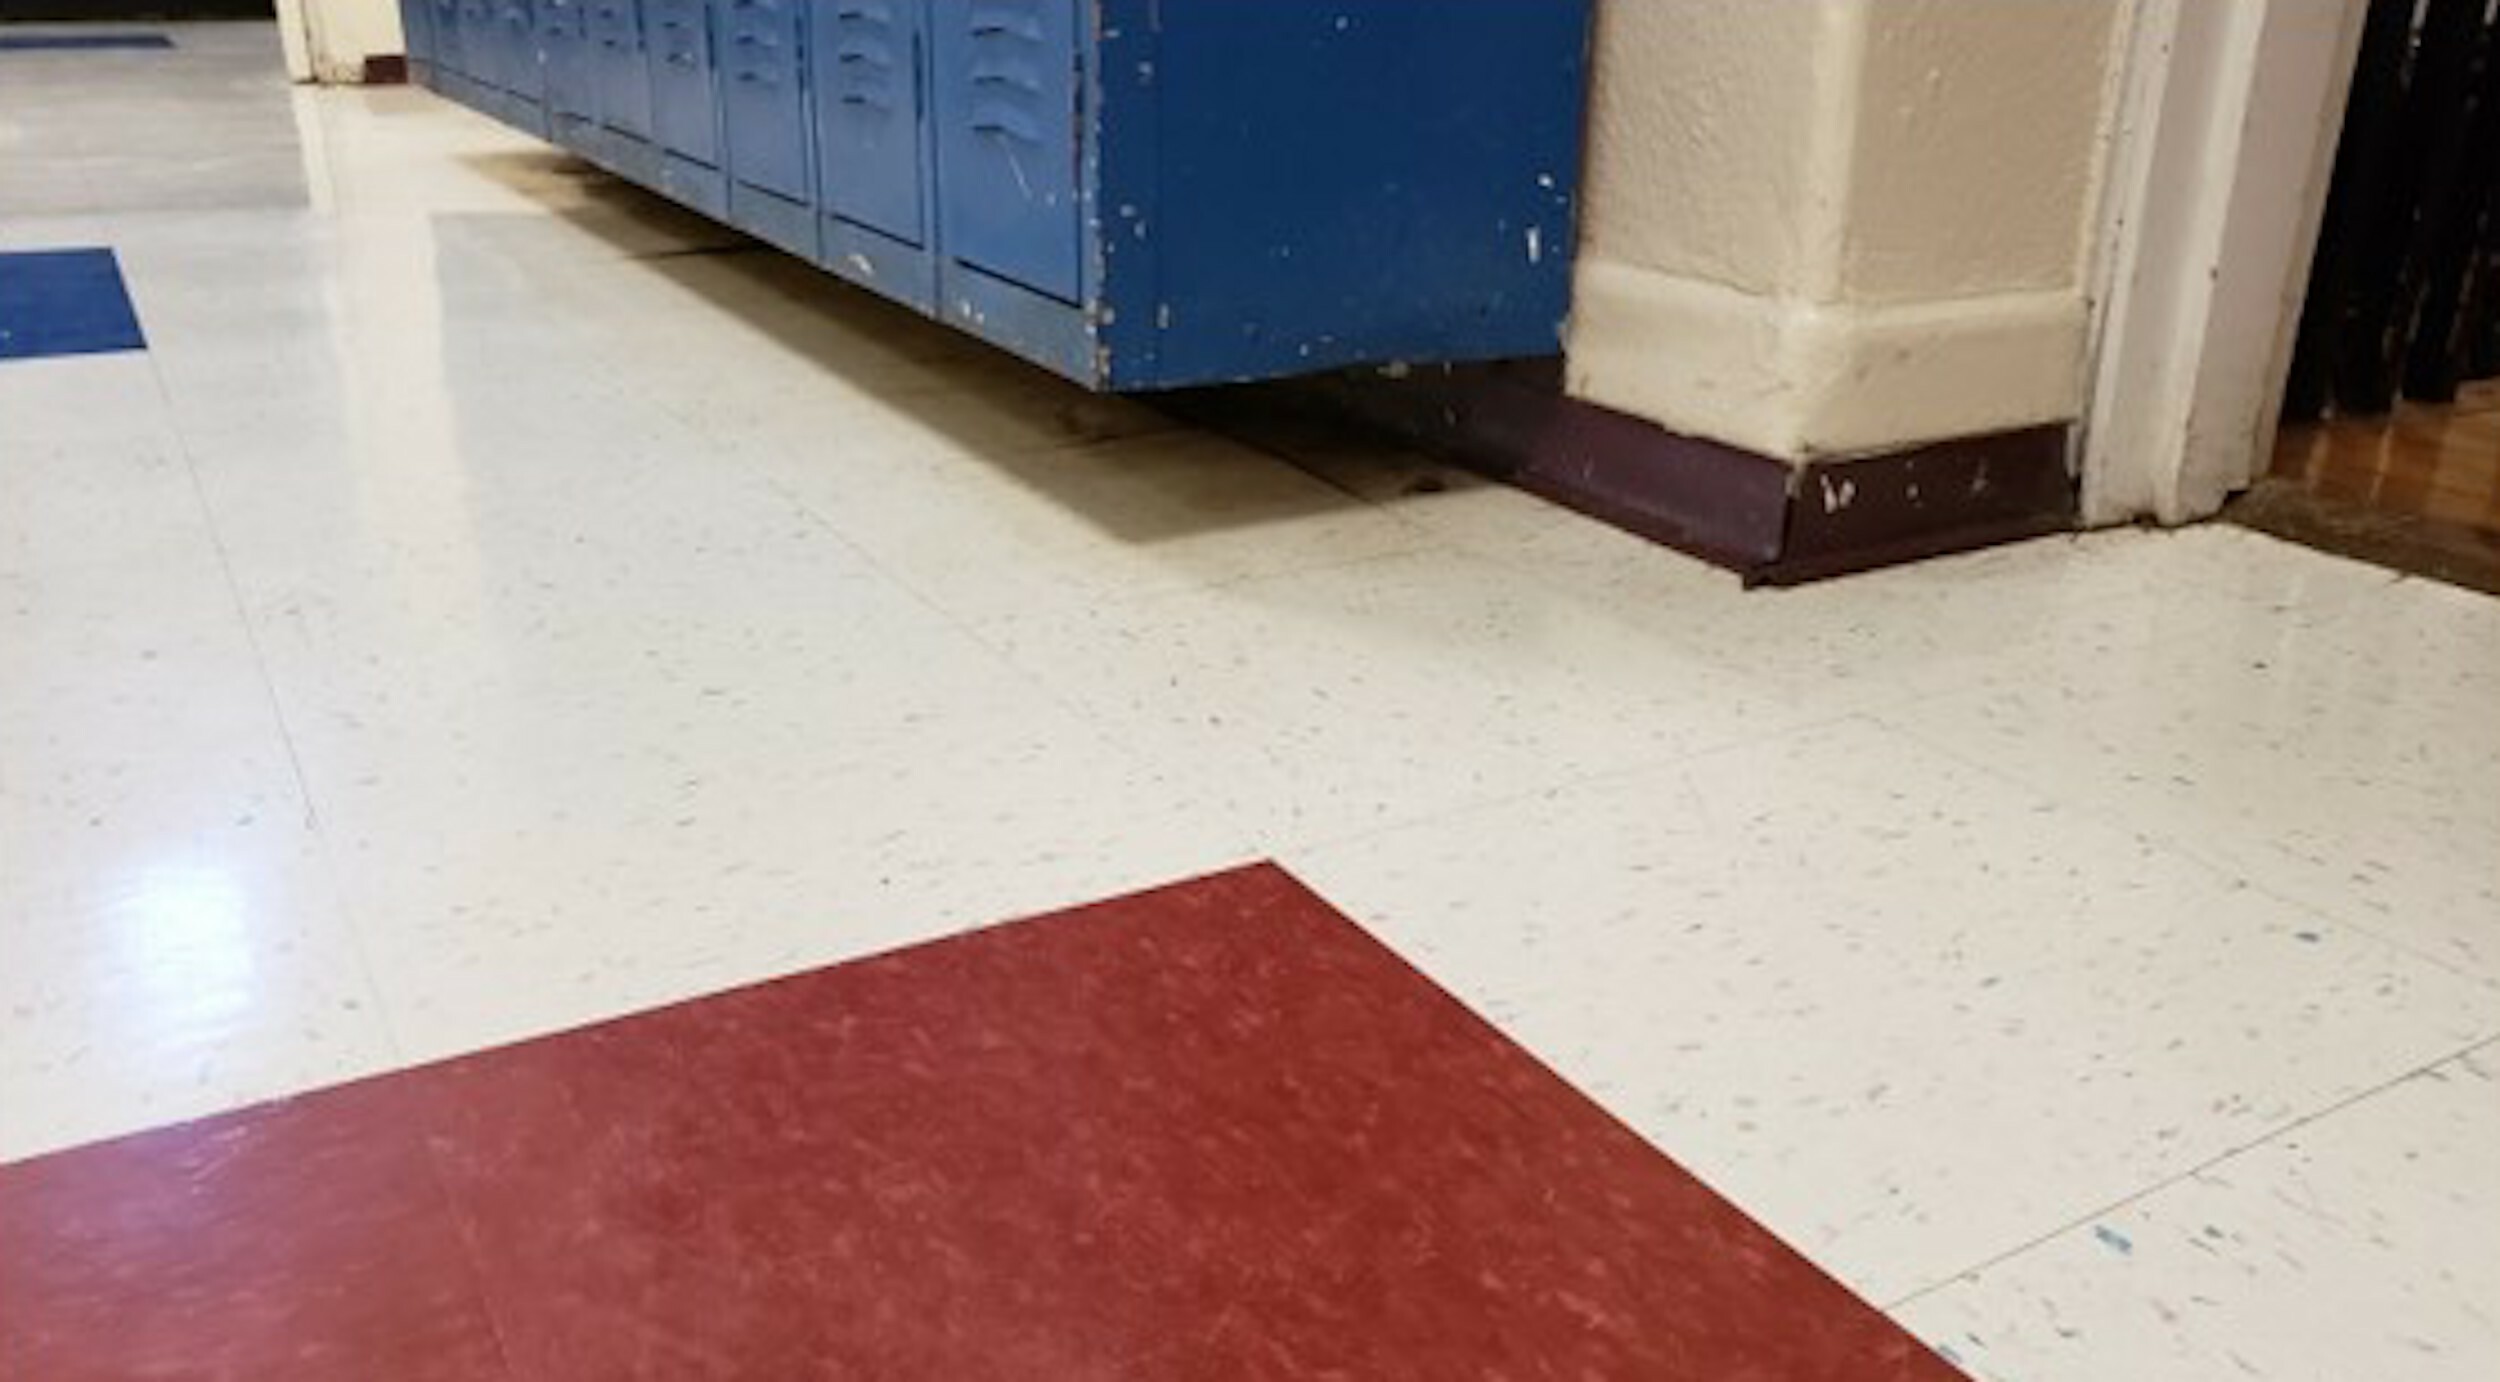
[1194,362,2078,585]
[1564,261,2089,462]
[1763,428,2078,584]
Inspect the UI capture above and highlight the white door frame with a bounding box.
[274,0,319,82]
[2079,0,2371,526]
[274,0,404,85]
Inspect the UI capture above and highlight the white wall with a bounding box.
[1574,0,1832,299]
[280,0,405,84]
[1567,0,2128,462]
[1843,1,2119,302]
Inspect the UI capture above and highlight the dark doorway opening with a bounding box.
[2240,0,2500,594]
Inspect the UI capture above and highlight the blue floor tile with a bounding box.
[0,33,174,52]
[0,249,148,361]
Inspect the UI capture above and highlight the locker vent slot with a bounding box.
[830,1,908,114]
[963,0,1052,148]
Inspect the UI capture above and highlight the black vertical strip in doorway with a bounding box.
[2286,0,2500,421]
[2285,0,2421,421]
[2403,2,2500,400]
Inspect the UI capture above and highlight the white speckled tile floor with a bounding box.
[1894,1045,2500,1381]
[4,24,2496,1381]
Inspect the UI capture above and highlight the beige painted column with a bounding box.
[1566,0,2128,463]
[280,0,407,84]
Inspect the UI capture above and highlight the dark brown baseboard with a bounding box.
[362,53,406,84]
[1763,428,2077,584]
[1182,362,2079,586]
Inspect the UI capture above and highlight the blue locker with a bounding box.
[539,0,596,119]
[811,0,925,245]
[403,0,1591,392]
[425,0,460,76]
[720,0,810,202]
[1114,3,1586,387]
[930,0,1080,302]
[403,0,438,77]
[647,0,722,166]
[453,0,492,81]
[589,0,653,139]
[490,0,540,97]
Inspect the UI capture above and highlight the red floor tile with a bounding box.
[0,1080,508,1380]
[1,863,1961,1380]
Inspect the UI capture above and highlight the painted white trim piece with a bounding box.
[279,0,407,84]
[1566,260,2088,462]
[274,0,317,83]
[2079,0,2367,525]
[286,85,340,214]
[1797,0,1874,303]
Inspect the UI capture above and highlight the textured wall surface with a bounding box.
[1577,0,1835,297]
[1569,0,2128,461]
[1843,0,2122,302]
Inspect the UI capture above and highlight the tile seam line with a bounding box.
[607,348,1216,804]
[1858,570,2500,986]
[947,542,1446,644]
[140,345,416,1067]
[739,464,1135,749]
[1196,429,1484,553]
[723,433,1454,794]
[1461,549,2135,717]
[1870,698,2500,990]
[1759,588,2306,730]
[769,460,1290,840]
[927,542,1852,769]
[1268,706,1883,864]
[1880,1028,2500,1313]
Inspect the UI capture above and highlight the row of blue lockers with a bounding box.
[401,0,1591,391]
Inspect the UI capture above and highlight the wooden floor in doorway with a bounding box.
[2232,380,2500,596]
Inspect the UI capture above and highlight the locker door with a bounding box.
[401,0,437,68]
[591,0,651,137]
[721,0,809,200]
[811,0,924,243]
[932,0,1082,301]
[428,0,464,74]
[494,0,540,96]
[541,0,596,117]
[456,0,494,80]
[648,0,721,164]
